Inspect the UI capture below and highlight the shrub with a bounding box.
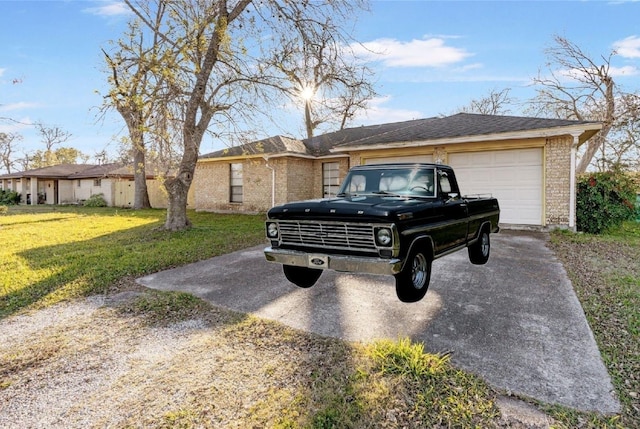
[576,169,638,234]
[0,205,7,215]
[0,189,20,205]
[83,193,108,207]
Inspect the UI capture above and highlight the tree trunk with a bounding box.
[163,129,199,231]
[133,149,151,209]
[163,174,192,231]
[576,75,615,173]
[577,133,605,173]
[124,112,152,209]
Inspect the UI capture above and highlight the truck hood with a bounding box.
[267,195,437,222]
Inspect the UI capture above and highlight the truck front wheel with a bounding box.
[395,249,431,302]
[283,265,322,288]
[468,228,490,265]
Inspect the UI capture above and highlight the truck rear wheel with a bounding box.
[395,249,431,302]
[468,228,490,265]
[283,265,322,288]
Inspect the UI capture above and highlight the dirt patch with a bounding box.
[0,280,355,428]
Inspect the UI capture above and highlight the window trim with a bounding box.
[322,162,340,198]
[230,163,243,203]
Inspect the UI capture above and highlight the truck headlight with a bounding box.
[266,222,279,238]
[375,227,392,246]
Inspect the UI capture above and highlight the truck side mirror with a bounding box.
[445,192,459,203]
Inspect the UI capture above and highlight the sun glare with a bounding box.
[299,85,315,101]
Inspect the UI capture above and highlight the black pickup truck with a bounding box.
[264,163,500,302]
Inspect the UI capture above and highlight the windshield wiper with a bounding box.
[372,190,402,197]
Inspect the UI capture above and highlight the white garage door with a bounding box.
[449,148,543,225]
[364,154,433,164]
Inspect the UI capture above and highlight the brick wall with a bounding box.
[194,156,343,212]
[285,158,315,202]
[545,136,572,226]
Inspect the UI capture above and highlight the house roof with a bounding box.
[0,163,97,180]
[330,113,602,151]
[199,113,602,160]
[0,162,163,180]
[200,135,308,159]
[67,163,122,179]
[67,162,161,179]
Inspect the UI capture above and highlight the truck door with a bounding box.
[434,169,468,253]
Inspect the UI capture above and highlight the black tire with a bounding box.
[394,248,431,303]
[468,228,490,265]
[282,265,322,288]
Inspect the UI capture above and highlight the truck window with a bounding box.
[379,174,408,192]
[438,171,452,194]
[348,174,366,192]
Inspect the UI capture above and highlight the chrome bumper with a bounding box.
[264,247,403,276]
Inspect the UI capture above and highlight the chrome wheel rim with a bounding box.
[411,253,428,289]
[481,233,489,256]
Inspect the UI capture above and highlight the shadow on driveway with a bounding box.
[137,230,619,414]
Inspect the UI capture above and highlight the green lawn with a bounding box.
[0,206,265,318]
[1,205,636,428]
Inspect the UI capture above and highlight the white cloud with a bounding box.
[556,64,639,81]
[613,35,640,58]
[351,96,423,124]
[609,65,639,76]
[83,1,131,17]
[0,102,38,112]
[0,68,5,78]
[352,37,472,68]
[452,63,483,73]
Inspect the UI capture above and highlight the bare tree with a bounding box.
[0,132,22,174]
[528,35,619,173]
[101,4,176,209]
[270,16,376,139]
[36,123,72,152]
[30,124,74,167]
[119,0,368,230]
[597,92,640,170]
[459,88,514,115]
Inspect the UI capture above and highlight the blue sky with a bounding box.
[1,0,639,162]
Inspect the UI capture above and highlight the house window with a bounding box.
[230,163,243,203]
[323,162,340,197]
[93,179,102,187]
[77,180,81,187]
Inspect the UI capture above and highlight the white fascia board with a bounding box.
[330,123,603,153]
[261,152,350,161]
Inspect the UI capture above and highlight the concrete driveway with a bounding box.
[137,230,619,414]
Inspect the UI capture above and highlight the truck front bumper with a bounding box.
[264,247,403,276]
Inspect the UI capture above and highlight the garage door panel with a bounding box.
[449,149,543,225]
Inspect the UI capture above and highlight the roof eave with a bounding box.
[199,151,314,162]
[330,123,604,153]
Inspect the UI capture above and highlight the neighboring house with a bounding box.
[0,163,175,208]
[194,113,602,230]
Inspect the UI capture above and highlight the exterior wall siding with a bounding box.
[285,158,315,202]
[194,158,281,213]
[194,156,349,213]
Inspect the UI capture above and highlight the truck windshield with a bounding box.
[337,167,437,198]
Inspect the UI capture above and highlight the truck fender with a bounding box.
[469,221,492,245]
[400,235,434,272]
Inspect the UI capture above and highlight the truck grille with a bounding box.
[277,221,377,253]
